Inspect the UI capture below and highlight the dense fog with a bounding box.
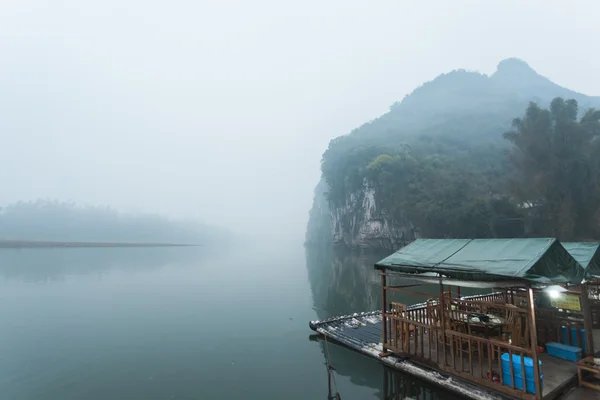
[1,1,599,241]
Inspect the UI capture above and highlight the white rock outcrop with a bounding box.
[308,178,416,251]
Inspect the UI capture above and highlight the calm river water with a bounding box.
[0,240,460,399]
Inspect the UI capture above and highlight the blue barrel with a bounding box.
[571,327,579,347]
[561,326,568,345]
[581,329,587,353]
[501,353,543,394]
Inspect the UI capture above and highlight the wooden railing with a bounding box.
[387,302,432,364]
[442,328,538,399]
[584,284,600,328]
[460,291,506,304]
[384,296,541,399]
[588,284,600,302]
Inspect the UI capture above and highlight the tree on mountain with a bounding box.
[504,98,600,239]
[362,145,521,239]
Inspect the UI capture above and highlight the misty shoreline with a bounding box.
[0,240,198,249]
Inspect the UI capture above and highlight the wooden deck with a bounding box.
[561,329,600,399]
[563,386,600,399]
[310,311,584,400]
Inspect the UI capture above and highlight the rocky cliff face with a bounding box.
[308,178,416,251]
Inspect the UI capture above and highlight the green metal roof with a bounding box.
[563,242,600,278]
[375,238,585,284]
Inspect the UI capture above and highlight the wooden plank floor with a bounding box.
[538,353,577,399]
[563,386,600,399]
[310,311,583,399]
[559,329,600,399]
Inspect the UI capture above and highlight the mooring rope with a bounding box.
[323,334,342,400]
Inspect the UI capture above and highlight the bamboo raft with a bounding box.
[310,311,506,400]
[310,309,582,400]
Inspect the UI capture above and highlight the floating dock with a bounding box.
[310,311,580,400]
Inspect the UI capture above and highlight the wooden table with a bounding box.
[463,314,505,338]
[577,356,600,391]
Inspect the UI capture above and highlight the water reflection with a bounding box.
[305,244,444,320]
[305,244,385,320]
[309,333,382,393]
[309,334,463,400]
[382,367,463,400]
[305,244,465,399]
[0,246,212,283]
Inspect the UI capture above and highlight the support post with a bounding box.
[382,368,389,399]
[327,365,332,400]
[382,271,388,352]
[527,286,542,399]
[439,278,447,367]
[581,282,595,356]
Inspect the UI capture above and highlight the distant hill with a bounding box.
[340,58,600,147]
[309,58,600,250]
[0,200,230,245]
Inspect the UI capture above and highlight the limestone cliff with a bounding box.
[307,177,416,251]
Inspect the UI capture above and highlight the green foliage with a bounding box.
[322,133,521,238]
[321,99,600,240]
[504,98,600,239]
[321,141,387,208]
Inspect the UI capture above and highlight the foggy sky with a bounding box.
[1,1,599,239]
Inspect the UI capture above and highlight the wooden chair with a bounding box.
[426,299,440,328]
[509,314,529,348]
[443,302,474,364]
[504,304,517,324]
[446,306,470,335]
[490,308,530,360]
[501,305,529,347]
[391,302,414,352]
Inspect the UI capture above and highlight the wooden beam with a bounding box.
[527,286,542,400]
[386,283,426,289]
[384,286,437,297]
[435,328,536,352]
[380,270,529,288]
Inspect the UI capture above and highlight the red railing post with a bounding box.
[382,272,388,351]
[439,279,447,367]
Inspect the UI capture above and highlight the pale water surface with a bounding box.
[0,241,459,399]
